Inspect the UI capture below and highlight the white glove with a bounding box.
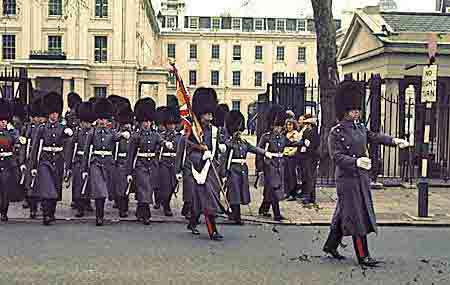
[165,141,174,150]
[300,146,307,153]
[356,157,372,170]
[19,136,27,145]
[393,138,410,149]
[176,173,183,181]
[82,172,88,181]
[304,139,311,147]
[31,169,38,177]
[202,150,213,161]
[127,175,133,183]
[20,165,27,172]
[121,131,131,140]
[265,152,273,159]
[64,128,73,137]
[219,144,227,153]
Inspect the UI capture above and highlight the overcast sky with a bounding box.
[152,0,436,17]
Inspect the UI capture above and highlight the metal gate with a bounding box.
[0,67,32,104]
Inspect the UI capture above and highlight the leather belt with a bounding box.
[231,158,247,165]
[118,153,127,158]
[137,152,156,158]
[93,150,113,156]
[0,152,13,158]
[267,152,283,158]
[43,146,63,152]
[161,153,176,157]
[76,151,84,156]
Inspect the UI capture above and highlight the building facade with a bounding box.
[437,0,450,12]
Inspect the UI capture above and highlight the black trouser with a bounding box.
[231,205,241,223]
[117,196,129,215]
[181,202,191,217]
[95,198,105,219]
[42,199,57,218]
[299,158,318,203]
[136,203,151,219]
[189,211,218,233]
[29,197,39,213]
[324,228,371,259]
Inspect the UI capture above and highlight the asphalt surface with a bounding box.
[0,223,449,285]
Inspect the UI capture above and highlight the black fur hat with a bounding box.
[155,106,167,125]
[214,103,230,127]
[161,106,181,125]
[192,87,218,118]
[226,110,245,134]
[43,91,63,115]
[94,98,114,120]
[108,95,131,116]
[67,92,82,109]
[134,97,156,122]
[268,104,287,127]
[117,105,134,125]
[335,80,364,120]
[11,99,26,121]
[0,98,12,121]
[77,102,96,123]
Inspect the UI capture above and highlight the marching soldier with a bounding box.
[153,106,166,210]
[223,110,267,225]
[127,98,165,225]
[186,87,226,240]
[65,92,82,129]
[176,129,194,220]
[30,92,73,226]
[158,106,181,217]
[323,80,409,266]
[113,105,134,218]
[0,99,26,222]
[81,98,130,226]
[66,102,96,218]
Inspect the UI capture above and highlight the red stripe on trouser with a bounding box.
[204,209,214,237]
[355,237,365,258]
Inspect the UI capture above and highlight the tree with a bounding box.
[310,0,339,177]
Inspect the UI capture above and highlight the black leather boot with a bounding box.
[0,212,8,222]
[211,219,223,241]
[95,199,105,226]
[258,202,271,217]
[272,201,286,221]
[323,230,346,260]
[75,199,84,218]
[353,236,381,267]
[118,197,128,218]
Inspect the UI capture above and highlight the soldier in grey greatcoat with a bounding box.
[223,110,267,225]
[66,102,96,218]
[127,98,166,225]
[30,92,73,226]
[81,98,130,226]
[0,99,26,222]
[158,106,181,217]
[323,80,409,266]
[175,130,194,220]
[152,106,166,210]
[186,87,226,241]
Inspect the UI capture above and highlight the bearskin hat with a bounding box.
[192,87,218,118]
[117,105,134,125]
[94,98,114,120]
[134,97,156,122]
[11,99,27,121]
[161,106,181,125]
[226,110,245,134]
[155,106,167,126]
[335,80,363,120]
[108,95,131,116]
[43,91,63,115]
[267,104,287,127]
[76,102,96,123]
[67,92,82,109]
[88,97,98,104]
[214,103,230,127]
[0,98,12,121]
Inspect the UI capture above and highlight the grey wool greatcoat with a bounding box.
[0,128,24,206]
[328,120,396,237]
[158,129,180,203]
[66,126,92,200]
[82,126,122,200]
[175,134,194,204]
[22,122,38,195]
[113,125,132,198]
[30,121,72,200]
[127,127,162,204]
[224,137,264,206]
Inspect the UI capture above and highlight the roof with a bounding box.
[380,12,450,33]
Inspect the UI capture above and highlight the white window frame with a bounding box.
[232,71,241,87]
[189,17,199,29]
[167,16,176,28]
[211,70,220,86]
[233,45,241,61]
[189,44,197,60]
[94,86,108,98]
[276,46,285,61]
[276,19,285,32]
[232,18,241,30]
[297,46,306,63]
[297,19,306,31]
[212,17,221,30]
[254,71,263,87]
[254,18,264,31]
[255,45,263,61]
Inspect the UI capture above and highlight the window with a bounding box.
[255,71,262,87]
[95,0,108,18]
[167,16,176,28]
[255,45,263,61]
[199,17,211,29]
[222,17,231,29]
[3,0,16,15]
[211,44,220,60]
[267,18,275,31]
[48,0,62,16]
[168,74,176,86]
[211,70,219,86]
[2,35,15,60]
[189,44,197,60]
[242,18,254,32]
[189,70,197,86]
[276,19,285,32]
[297,19,306,31]
[167,43,176,58]
[232,100,241,111]
[255,19,264,31]
[298,47,306,63]
[232,18,241,30]
[287,19,296,31]
[232,71,241,87]
[233,45,241,61]
[276,46,285,61]
[307,19,315,32]
[94,86,107,98]
[212,17,221,30]
[189,17,199,29]
[48,35,62,53]
[94,36,107,63]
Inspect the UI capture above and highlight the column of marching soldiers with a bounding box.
[0,80,410,266]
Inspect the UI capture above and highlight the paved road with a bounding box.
[0,223,449,285]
